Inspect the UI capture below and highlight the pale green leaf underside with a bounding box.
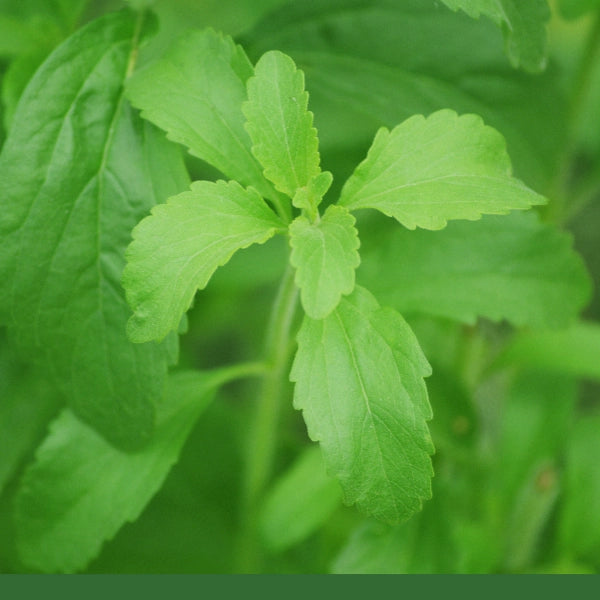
[14,371,218,574]
[260,446,343,552]
[289,205,360,319]
[243,50,321,198]
[291,285,433,525]
[358,212,591,328]
[0,11,187,449]
[439,0,549,72]
[339,110,545,230]
[125,29,277,202]
[124,180,283,343]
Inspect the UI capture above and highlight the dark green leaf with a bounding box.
[14,370,220,573]
[439,0,550,72]
[0,11,189,449]
[358,212,591,328]
[243,0,566,191]
[291,286,434,524]
[260,446,343,552]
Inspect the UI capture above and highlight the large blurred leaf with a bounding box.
[0,11,189,449]
[0,337,62,495]
[500,322,600,379]
[14,370,223,573]
[439,0,549,72]
[358,212,590,328]
[559,413,600,562]
[558,0,600,18]
[291,286,434,524]
[260,446,343,552]
[243,0,566,191]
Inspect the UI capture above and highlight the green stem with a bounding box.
[236,261,299,572]
[203,361,268,390]
[546,11,600,222]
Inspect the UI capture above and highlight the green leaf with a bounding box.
[260,446,343,552]
[358,212,591,328]
[439,0,550,72]
[14,370,219,574]
[125,29,278,203]
[289,205,360,319]
[0,11,189,449]
[123,180,283,343]
[339,110,545,230]
[560,413,600,561]
[558,0,600,19]
[290,286,434,525]
[499,322,600,380]
[0,336,62,495]
[243,50,321,198]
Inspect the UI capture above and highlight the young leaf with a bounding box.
[358,212,591,328]
[243,50,321,198]
[14,370,219,574]
[125,29,278,203]
[0,10,189,449]
[260,446,343,552]
[290,286,434,525]
[339,110,545,230]
[289,205,360,319]
[439,0,549,72]
[123,180,284,343]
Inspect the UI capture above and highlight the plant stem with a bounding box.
[547,10,600,222]
[236,261,299,572]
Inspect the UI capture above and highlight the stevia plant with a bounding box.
[0,0,598,574]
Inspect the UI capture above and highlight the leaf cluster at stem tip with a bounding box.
[122,29,548,525]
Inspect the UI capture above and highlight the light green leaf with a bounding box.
[0,336,62,495]
[358,212,591,328]
[289,205,360,319]
[439,0,549,72]
[14,370,219,574]
[125,29,278,203]
[560,413,600,560]
[260,446,343,552]
[123,180,284,343]
[0,11,189,449]
[243,50,321,198]
[339,110,545,230]
[499,322,600,380]
[290,286,434,524]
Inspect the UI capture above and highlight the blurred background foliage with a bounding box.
[1,0,599,573]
